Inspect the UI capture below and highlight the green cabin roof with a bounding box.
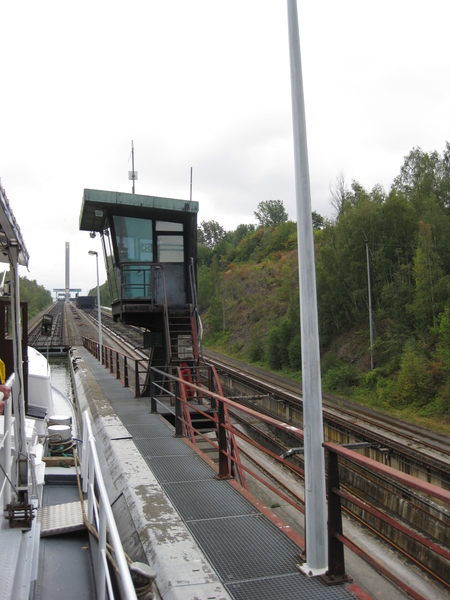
[79,188,199,232]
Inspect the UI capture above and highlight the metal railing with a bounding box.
[324,441,450,595]
[0,374,16,509]
[81,410,138,600]
[83,339,450,595]
[83,337,150,397]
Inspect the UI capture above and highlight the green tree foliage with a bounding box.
[254,200,288,227]
[88,280,112,307]
[18,276,52,319]
[312,211,324,230]
[198,220,227,249]
[197,143,450,423]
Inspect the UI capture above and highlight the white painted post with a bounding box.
[97,501,107,600]
[82,412,89,494]
[287,0,328,575]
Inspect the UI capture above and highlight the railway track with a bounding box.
[68,304,450,596]
[204,349,450,481]
[28,301,69,351]
[73,305,450,483]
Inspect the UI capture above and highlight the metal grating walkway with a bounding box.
[79,347,358,600]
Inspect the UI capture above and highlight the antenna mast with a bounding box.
[128,140,138,194]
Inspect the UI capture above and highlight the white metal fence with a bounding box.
[81,410,138,600]
[0,374,16,510]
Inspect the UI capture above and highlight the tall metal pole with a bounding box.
[190,167,193,202]
[89,251,103,363]
[9,249,27,493]
[287,0,328,575]
[366,240,374,370]
[222,264,226,331]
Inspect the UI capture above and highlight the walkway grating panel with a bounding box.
[187,514,301,582]
[162,480,259,521]
[134,436,194,457]
[119,413,157,425]
[226,573,357,600]
[145,454,216,483]
[111,404,152,416]
[123,422,174,438]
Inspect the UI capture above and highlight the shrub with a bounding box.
[248,337,265,363]
[323,364,360,391]
[288,333,301,370]
[396,341,434,406]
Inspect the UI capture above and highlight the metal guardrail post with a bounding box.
[174,379,182,436]
[81,412,138,599]
[150,369,157,413]
[87,444,95,525]
[1,374,14,509]
[323,448,349,583]
[217,399,230,479]
[134,360,140,397]
[82,414,89,494]
[97,500,107,600]
[124,356,129,388]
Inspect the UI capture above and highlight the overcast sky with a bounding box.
[1,1,449,296]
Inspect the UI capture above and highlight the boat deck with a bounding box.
[76,346,363,600]
[34,482,96,600]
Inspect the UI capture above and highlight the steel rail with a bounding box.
[81,329,450,594]
[207,354,450,477]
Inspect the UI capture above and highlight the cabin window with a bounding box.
[102,226,115,270]
[113,216,153,262]
[156,221,183,232]
[157,235,184,262]
[102,223,119,301]
[112,216,154,299]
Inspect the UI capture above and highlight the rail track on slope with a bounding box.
[203,349,450,481]
[68,304,450,596]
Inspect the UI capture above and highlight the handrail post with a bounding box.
[97,500,107,600]
[87,443,95,524]
[3,386,13,508]
[174,378,182,436]
[116,351,120,379]
[134,359,140,397]
[216,398,230,479]
[124,356,129,387]
[323,447,350,583]
[82,413,89,494]
[150,369,157,413]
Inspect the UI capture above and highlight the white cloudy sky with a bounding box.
[1,0,449,295]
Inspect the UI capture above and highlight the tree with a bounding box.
[198,220,227,249]
[392,144,450,210]
[254,200,288,227]
[329,172,351,217]
[312,211,324,230]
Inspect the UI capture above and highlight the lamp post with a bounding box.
[88,250,103,363]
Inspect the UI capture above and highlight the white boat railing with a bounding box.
[0,374,16,509]
[81,410,137,600]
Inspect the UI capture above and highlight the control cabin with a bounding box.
[76,295,96,310]
[79,189,200,368]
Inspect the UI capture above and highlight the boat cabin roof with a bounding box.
[0,184,29,267]
[79,188,199,232]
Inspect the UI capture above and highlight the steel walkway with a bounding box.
[78,347,359,600]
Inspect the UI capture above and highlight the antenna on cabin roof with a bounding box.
[190,167,193,202]
[128,140,138,194]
